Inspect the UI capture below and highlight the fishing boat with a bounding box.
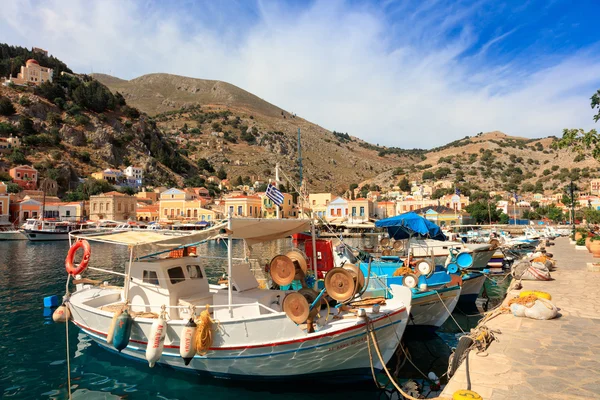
[23,219,90,241]
[456,272,486,304]
[408,239,496,270]
[0,227,27,240]
[64,218,412,381]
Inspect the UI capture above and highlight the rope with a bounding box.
[392,266,413,277]
[434,290,466,335]
[64,275,72,400]
[194,305,216,355]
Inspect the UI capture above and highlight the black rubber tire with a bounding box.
[448,335,474,378]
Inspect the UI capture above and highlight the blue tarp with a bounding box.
[375,212,446,241]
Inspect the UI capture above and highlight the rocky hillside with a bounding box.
[360,131,600,196]
[0,80,195,196]
[93,73,424,193]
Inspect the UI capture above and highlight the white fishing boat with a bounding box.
[408,239,495,270]
[24,219,89,241]
[64,218,412,381]
[457,272,486,304]
[0,228,27,240]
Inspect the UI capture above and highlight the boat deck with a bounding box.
[441,237,600,399]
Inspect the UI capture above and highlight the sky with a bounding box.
[1,0,600,148]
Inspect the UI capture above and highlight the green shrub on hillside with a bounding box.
[0,96,16,116]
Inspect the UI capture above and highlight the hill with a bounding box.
[93,73,425,193]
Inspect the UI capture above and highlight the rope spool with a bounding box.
[324,268,357,302]
[392,240,404,250]
[380,238,390,247]
[342,264,365,293]
[415,260,434,277]
[285,250,308,280]
[282,292,310,323]
[382,249,392,256]
[489,238,500,250]
[194,305,215,355]
[402,273,419,288]
[269,255,296,286]
[298,288,322,319]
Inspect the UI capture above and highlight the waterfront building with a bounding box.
[89,191,137,221]
[42,201,86,221]
[9,165,38,190]
[326,197,349,223]
[137,204,160,222]
[308,193,333,219]
[9,198,41,223]
[135,188,159,204]
[347,198,373,224]
[374,201,396,219]
[9,59,53,86]
[159,188,220,222]
[223,195,261,217]
[259,192,296,218]
[0,182,9,225]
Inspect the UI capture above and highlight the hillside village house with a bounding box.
[9,198,41,223]
[223,195,261,217]
[591,179,600,195]
[260,192,296,218]
[0,182,9,225]
[9,165,38,190]
[92,169,122,184]
[308,193,333,219]
[123,166,143,187]
[8,59,53,86]
[159,188,219,222]
[135,189,159,204]
[347,198,373,224]
[90,191,137,221]
[0,136,21,152]
[326,197,349,223]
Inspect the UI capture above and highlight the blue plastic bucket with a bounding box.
[447,263,459,274]
[456,252,473,269]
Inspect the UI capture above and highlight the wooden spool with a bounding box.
[342,264,365,294]
[382,249,392,256]
[403,273,419,288]
[285,251,308,280]
[415,260,434,277]
[269,255,295,286]
[324,268,356,302]
[298,287,321,318]
[380,238,390,247]
[392,240,404,251]
[282,292,310,324]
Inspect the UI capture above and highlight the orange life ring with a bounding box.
[65,239,91,276]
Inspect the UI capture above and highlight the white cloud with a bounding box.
[1,0,599,147]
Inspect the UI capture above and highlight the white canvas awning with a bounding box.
[227,218,310,246]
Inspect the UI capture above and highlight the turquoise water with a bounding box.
[0,238,496,399]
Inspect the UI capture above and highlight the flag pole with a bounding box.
[275,163,280,219]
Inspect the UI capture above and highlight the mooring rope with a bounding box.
[434,290,466,335]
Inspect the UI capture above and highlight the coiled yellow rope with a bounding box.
[194,305,216,355]
[392,266,413,277]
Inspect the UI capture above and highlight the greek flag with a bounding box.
[266,183,284,206]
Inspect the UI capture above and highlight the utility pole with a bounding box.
[570,181,575,237]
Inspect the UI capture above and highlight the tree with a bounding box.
[521,182,535,193]
[119,186,136,195]
[0,96,16,116]
[422,171,434,180]
[553,89,600,158]
[434,167,451,179]
[465,201,503,224]
[6,182,20,193]
[398,177,410,192]
[234,176,243,186]
[217,166,227,180]
[19,116,35,136]
[197,158,214,173]
[8,149,26,164]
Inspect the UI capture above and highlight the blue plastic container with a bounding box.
[456,252,474,269]
[43,295,60,308]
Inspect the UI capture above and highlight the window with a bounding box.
[143,270,159,285]
[93,203,97,211]
[186,265,203,279]
[201,214,205,221]
[177,208,180,216]
[207,215,211,220]
[249,206,253,216]
[312,200,316,205]
[24,173,28,178]
[168,267,186,284]
[229,206,234,214]
[66,210,71,216]
[194,209,198,218]
[352,207,357,216]
[360,206,365,216]
[164,208,168,216]
[237,206,242,215]
[336,208,341,216]
[118,203,122,211]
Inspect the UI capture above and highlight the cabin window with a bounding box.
[168,267,186,284]
[186,265,203,279]
[143,270,159,285]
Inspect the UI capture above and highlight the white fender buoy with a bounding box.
[180,318,197,365]
[107,308,123,345]
[52,305,71,323]
[146,315,167,367]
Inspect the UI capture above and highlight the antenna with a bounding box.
[297,128,303,187]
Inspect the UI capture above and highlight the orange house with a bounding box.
[0,182,9,225]
[9,165,38,190]
[9,198,42,224]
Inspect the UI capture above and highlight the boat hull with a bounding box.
[0,230,27,240]
[458,273,486,304]
[69,289,410,380]
[408,286,461,330]
[24,230,69,241]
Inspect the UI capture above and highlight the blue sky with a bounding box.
[1,0,599,148]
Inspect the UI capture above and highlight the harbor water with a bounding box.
[0,239,508,399]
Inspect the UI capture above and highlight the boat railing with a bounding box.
[127,302,280,315]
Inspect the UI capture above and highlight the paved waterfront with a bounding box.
[441,237,600,400]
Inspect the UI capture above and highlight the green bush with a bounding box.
[0,96,16,116]
[19,116,35,135]
[576,237,586,246]
[47,112,62,126]
[74,114,90,126]
[0,122,16,135]
[18,96,31,106]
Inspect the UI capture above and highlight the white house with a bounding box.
[326,197,349,223]
[123,166,143,188]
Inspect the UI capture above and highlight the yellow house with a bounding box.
[0,182,10,225]
[260,193,296,218]
[223,195,262,217]
[308,193,333,219]
[347,198,373,224]
[159,188,220,222]
[90,191,137,221]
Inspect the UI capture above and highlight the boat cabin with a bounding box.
[128,255,282,320]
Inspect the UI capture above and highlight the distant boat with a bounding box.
[0,228,27,241]
[23,219,91,241]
